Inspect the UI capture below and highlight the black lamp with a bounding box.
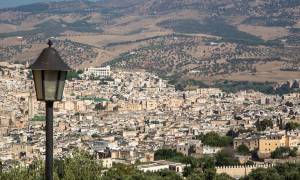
[30,40,71,180]
[30,40,71,101]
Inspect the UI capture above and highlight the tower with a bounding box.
[28,92,34,120]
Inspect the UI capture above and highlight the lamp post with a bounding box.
[30,40,71,180]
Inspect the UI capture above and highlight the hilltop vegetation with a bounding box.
[1,0,300,82]
[0,19,103,38]
[158,18,265,45]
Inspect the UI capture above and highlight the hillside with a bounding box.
[0,0,300,84]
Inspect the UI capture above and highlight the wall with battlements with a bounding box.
[216,164,274,178]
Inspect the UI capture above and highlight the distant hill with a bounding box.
[1,0,300,84]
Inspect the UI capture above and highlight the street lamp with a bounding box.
[30,40,71,180]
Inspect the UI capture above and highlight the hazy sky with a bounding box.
[0,0,98,9]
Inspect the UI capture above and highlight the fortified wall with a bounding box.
[216,164,274,178]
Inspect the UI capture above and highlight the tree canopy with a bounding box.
[285,122,300,131]
[271,147,297,159]
[242,163,300,180]
[0,149,237,180]
[196,132,233,147]
[255,119,273,131]
[236,144,250,156]
[215,148,239,166]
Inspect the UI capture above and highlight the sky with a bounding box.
[0,0,98,9]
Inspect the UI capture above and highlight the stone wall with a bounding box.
[216,164,274,178]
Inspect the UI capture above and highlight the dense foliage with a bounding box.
[4,149,298,180]
[167,79,298,95]
[196,132,233,147]
[159,18,264,45]
[154,148,238,178]
[271,147,298,159]
[0,19,102,38]
[255,119,273,131]
[285,122,300,131]
[214,149,240,166]
[104,164,182,180]
[0,151,182,180]
[31,115,46,121]
[242,163,300,180]
[0,151,103,180]
[216,80,300,95]
[236,144,250,156]
[66,70,83,80]
[215,81,275,94]
[0,150,237,180]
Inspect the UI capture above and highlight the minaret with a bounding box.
[28,92,34,120]
[9,112,15,127]
[25,61,30,68]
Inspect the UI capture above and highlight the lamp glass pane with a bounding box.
[44,70,59,101]
[32,70,43,100]
[56,71,67,100]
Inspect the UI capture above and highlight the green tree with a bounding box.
[216,173,235,180]
[226,129,239,138]
[285,122,300,131]
[154,149,185,161]
[186,172,205,180]
[67,70,82,80]
[215,148,239,166]
[243,163,300,180]
[201,156,216,169]
[62,150,103,179]
[0,160,2,173]
[27,71,33,80]
[154,149,200,169]
[175,83,185,91]
[95,103,106,111]
[77,69,84,74]
[255,119,273,131]
[271,147,298,159]
[204,168,216,180]
[157,169,182,180]
[196,132,233,147]
[182,166,193,177]
[244,168,282,180]
[289,147,298,157]
[103,164,182,180]
[0,159,44,180]
[236,144,250,155]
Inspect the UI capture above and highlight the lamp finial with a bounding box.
[47,40,53,47]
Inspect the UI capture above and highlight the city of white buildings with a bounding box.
[0,62,299,175]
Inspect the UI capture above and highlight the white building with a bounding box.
[137,163,169,173]
[101,158,113,168]
[137,160,189,175]
[203,146,222,155]
[84,66,111,78]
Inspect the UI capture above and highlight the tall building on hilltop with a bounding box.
[83,66,111,79]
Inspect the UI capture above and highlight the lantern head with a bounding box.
[30,40,71,101]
